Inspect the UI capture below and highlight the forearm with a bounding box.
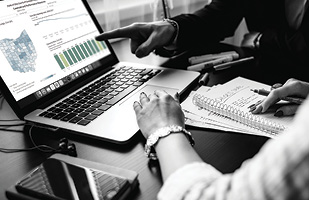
[155,132,203,181]
[158,107,309,200]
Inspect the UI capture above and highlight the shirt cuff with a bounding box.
[157,162,222,200]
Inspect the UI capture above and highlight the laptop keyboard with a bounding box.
[39,66,161,126]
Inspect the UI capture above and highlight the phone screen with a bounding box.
[15,158,129,200]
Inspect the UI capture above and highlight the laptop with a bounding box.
[0,0,199,143]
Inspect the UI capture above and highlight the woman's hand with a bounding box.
[133,90,185,139]
[133,90,203,181]
[251,78,309,116]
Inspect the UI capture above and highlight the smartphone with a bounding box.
[15,158,130,200]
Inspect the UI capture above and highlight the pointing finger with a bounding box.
[95,26,134,41]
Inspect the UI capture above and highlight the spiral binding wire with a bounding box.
[192,93,286,135]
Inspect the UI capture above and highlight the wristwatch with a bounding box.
[145,125,195,160]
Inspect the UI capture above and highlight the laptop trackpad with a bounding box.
[121,85,179,106]
[83,85,179,142]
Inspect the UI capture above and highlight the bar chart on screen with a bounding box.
[54,40,107,70]
[26,0,110,72]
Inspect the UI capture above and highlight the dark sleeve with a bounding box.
[171,0,245,50]
[259,26,309,67]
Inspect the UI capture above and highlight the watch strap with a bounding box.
[144,125,195,160]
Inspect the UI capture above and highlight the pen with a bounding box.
[198,72,209,86]
[189,51,238,65]
[161,0,171,18]
[188,55,235,71]
[251,89,304,105]
[213,56,255,71]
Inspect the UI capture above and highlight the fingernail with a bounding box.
[249,105,256,112]
[248,103,256,109]
[248,100,262,109]
[274,110,283,117]
[271,83,282,90]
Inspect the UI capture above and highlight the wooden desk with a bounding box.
[0,39,269,200]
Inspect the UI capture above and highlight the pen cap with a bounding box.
[198,73,209,86]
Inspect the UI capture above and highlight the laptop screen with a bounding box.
[0,0,113,110]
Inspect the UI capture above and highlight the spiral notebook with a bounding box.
[185,77,293,138]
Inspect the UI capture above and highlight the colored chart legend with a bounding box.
[54,40,107,69]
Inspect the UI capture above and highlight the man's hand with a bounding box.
[95,21,176,58]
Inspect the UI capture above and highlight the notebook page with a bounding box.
[182,91,275,138]
[192,77,294,136]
